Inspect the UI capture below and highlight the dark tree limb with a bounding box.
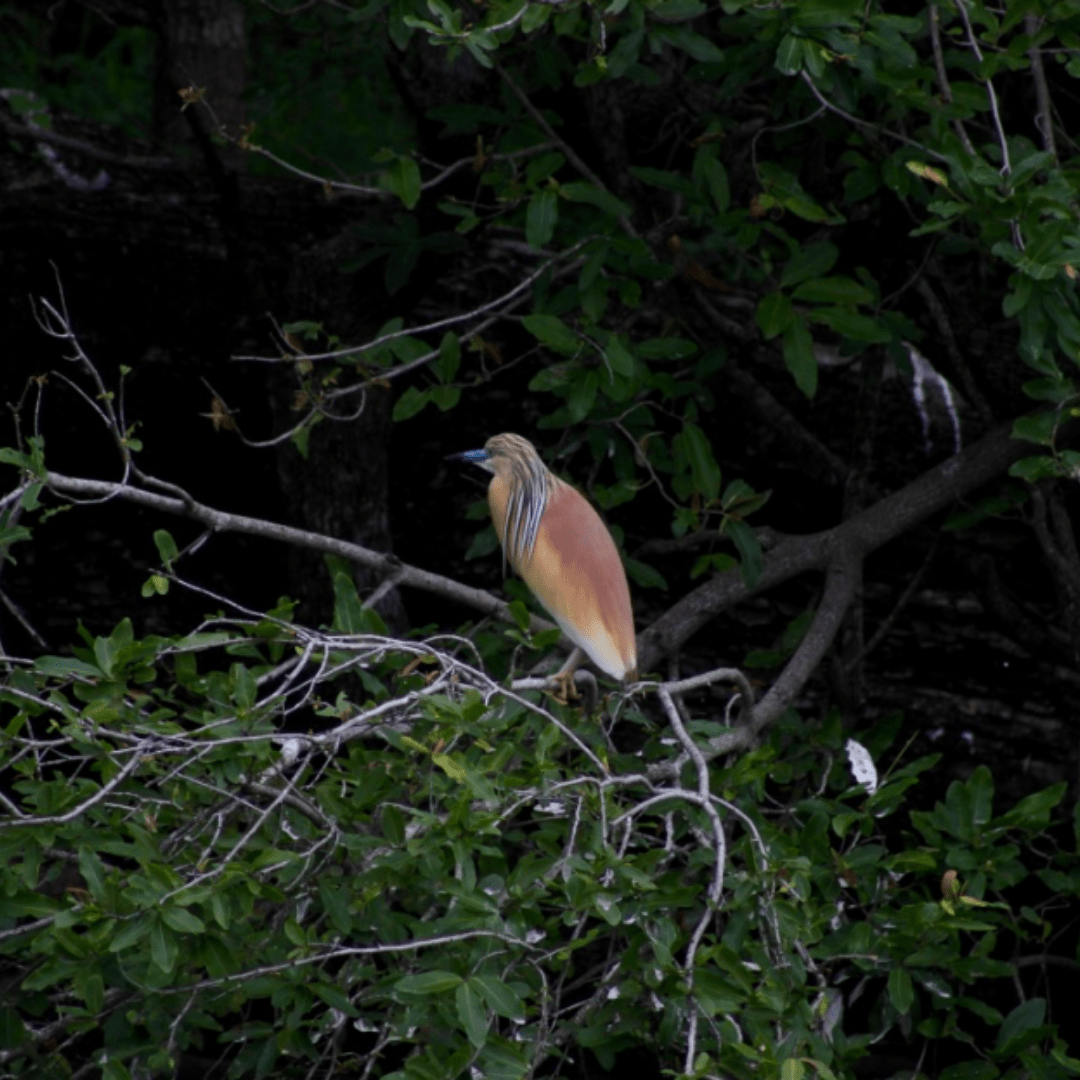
[742,546,862,740]
[637,418,1060,674]
[44,472,539,633]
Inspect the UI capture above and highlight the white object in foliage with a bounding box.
[845,738,878,795]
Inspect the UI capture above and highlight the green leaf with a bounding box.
[680,421,721,502]
[605,336,635,377]
[0,892,60,919]
[1012,411,1060,447]
[888,967,914,1014]
[78,847,108,902]
[382,804,405,844]
[142,574,169,597]
[638,337,697,359]
[0,448,29,469]
[782,317,817,397]
[775,33,803,75]
[967,764,994,825]
[522,314,579,353]
[607,27,645,77]
[520,2,550,31]
[311,981,358,1016]
[565,370,598,422]
[456,980,489,1049]
[0,521,32,557]
[332,569,366,634]
[319,882,353,935]
[476,1041,529,1080]
[232,662,256,709]
[471,975,526,1019]
[211,893,230,930]
[397,971,463,994]
[628,166,695,196]
[1008,455,1058,483]
[691,552,737,578]
[383,155,421,209]
[526,188,558,249]
[525,151,563,187]
[792,276,875,305]
[997,783,1065,829]
[781,243,839,288]
[431,751,466,783]
[154,529,179,565]
[1003,275,1032,318]
[560,182,631,219]
[20,482,42,510]
[625,556,668,590]
[175,630,236,651]
[150,918,179,974]
[695,151,729,213]
[692,969,745,1014]
[995,998,1046,1055]
[652,0,705,17]
[1050,1046,1080,1078]
[285,918,308,947]
[508,599,531,633]
[465,525,499,561]
[781,192,842,225]
[663,26,725,63]
[92,635,116,678]
[159,906,206,934]
[1022,377,1075,403]
[430,385,461,411]
[726,518,763,588]
[808,308,891,343]
[757,292,794,339]
[437,331,461,382]
[392,386,430,422]
[109,918,152,953]
[464,37,495,68]
[0,1008,26,1052]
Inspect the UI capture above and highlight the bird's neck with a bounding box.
[502,464,559,569]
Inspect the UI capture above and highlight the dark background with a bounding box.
[0,0,1075,800]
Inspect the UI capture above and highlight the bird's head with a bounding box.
[447,433,546,486]
[447,433,536,473]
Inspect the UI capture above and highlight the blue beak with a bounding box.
[446,448,491,464]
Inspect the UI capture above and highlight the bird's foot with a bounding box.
[547,669,580,706]
[547,669,599,713]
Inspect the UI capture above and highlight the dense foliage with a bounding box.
[0,601,1077,1080]
[2,1,1080,1078]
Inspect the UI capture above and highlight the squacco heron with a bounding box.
[450,433,637,686]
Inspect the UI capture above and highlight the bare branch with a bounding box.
[44,471,530,628]
[798,71,948,162]
[232,237,592,366]
[928,5,976,157]
[0,100,173,171]
[1025,13,1057,158]
[496,62,638,239]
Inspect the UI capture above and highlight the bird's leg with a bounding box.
[547,648,584,705]
[571,669,599,715]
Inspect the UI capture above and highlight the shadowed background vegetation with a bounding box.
[1,1,1079,1078]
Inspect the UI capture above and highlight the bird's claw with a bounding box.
[547,669,580,706]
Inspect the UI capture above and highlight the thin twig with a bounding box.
[928,4,976,156]
[495,62,638,239]
[1025,12,1057,158]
